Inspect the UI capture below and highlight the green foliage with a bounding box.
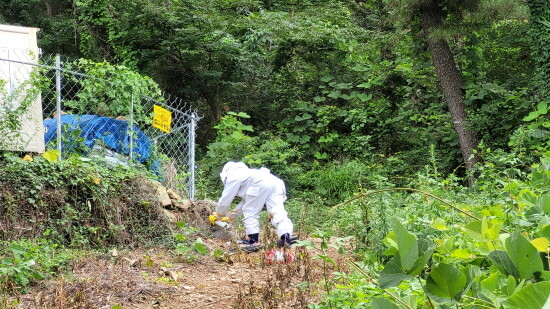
[299,161,371,205]
[508,101,550,153]
[0,238,74,293]
[199,111,302,193]
[527,0,550,99]
[173,222,209,263]
[0,63,49,151]
[63,59,162,123]
[313,152,550,308]
[0,0,80,56]
[0,152,172,248]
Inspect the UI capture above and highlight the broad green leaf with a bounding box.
[371,297,400,309]
[320,75,333,82]
[234,112,250,118]
[378,256,411,289]
[463,219,486,241]
[383,231,397,249]
[313,96,326,102]
[193,238,209,255]
[42,149,60,162]
[531,237,549,252]
[327,91,341,98]
[481,272,499,293]
[463,265,481,295]
[433,218,448,231]
[505,275,517,297]
[435,237,455,255]
[523,111,540,122]
[356,93,371,102]
[505,232,544,279]
[393,221,418,271]
[503,281,550,309]
[539,194,550,214]
[537,101,548,114]
[425,263,466,300]
[451,248,473,259]
[488,250,519,278]
[481,272,507,307]
[407,240,434,277]
[540,271,550,281]
[335,82,352,89]
[230,131,246,139]
[518,190,538,207]
[539,225,550,239]
[463,218,502,241]
[485,221,504,240]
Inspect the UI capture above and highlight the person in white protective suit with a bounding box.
[211,161,294,248]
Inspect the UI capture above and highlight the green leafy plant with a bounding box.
[0,238,74,294]
[0,63,49,151]
[62,59,162,124]
[173,222,209,262]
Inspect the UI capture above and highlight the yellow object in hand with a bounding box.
[208,215,218,225]
[220,217,233,223]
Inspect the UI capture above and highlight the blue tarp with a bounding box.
[44,114,159,172]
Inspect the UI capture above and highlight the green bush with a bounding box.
[0,152,172,248]
[0,238,74,293]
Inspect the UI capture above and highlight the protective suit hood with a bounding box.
[220,161,248,185]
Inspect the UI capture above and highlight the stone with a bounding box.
[162,209,177,222]
[167,188,182,201]
[155,185,172,207]
[173,199,192,211]
[124,257,139,267]
[168,270,179,282]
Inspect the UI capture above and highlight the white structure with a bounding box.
[0,24,45,153]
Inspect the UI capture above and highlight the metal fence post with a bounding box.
[129,92,134,161]
[55,54,62,160]
[188,113,196,200]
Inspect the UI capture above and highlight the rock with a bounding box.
[167,188,182,201]
[212,227,233,240]
[173,199,192,211]
[162,209,177,222]
[182,285,195,290]
[124,257,139,267]
[155,185,172,207]
[168,270,179,282]
[111,248,118,257]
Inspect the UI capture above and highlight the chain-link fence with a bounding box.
[0,53,199,199]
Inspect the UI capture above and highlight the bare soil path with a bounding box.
[13,237,347,309]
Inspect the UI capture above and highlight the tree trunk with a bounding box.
[419,0,481,174]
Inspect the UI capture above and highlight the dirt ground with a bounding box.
[12,236,349,309]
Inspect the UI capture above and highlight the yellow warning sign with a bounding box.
[153,105,172,133]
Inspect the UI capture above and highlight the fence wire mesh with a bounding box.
[0,53,198,199]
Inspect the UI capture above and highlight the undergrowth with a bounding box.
[0,152,173,248]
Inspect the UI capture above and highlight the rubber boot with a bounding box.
[277,233,291,248]
[241,233,262,253]
[242,233,259,245]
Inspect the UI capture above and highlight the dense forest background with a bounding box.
[2,0,548,190]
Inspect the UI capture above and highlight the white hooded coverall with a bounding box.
[216,162,293,238]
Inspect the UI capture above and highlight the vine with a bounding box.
[0,62,49,151]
